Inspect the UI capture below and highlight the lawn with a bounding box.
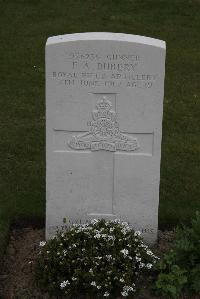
[0,0,199,257]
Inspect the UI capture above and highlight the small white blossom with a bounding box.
[139,262,145,269]
[60,280,70,289]
[122,228,127,235]
[135,256,141,262]
[120,249,129,256]
[122,221,129,226]
[104,291,110,297]
[121,285,134,296]
[113,219,121,224]
[94,233,101,239]
[146,263,153,269]
[91,281,96,286]
[39,241,46,247]
[121,291,128,297]
[120,278,125,282]
[97,285,101,289]
[134,231,141,236]
[72,277,77,281]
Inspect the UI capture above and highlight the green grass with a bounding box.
[0,0,199,255]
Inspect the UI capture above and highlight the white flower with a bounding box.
[146,249,153,255]
[122,228,127,235]
[121,291,128,297]
[94,233,101,239]
[120,278,125,282]
[72,277,77,281]
[101,234,107,239]
[89,268,93,273]
[104,291,109,297]
[60,280,70,289]
[113,219,121,224]
[91,281,96,286]
[135,256,141,262]
[134,231,141,236]
[146,263,153,269]
[122,285,134,296]
[39,241,46,247]
[120,249,129,256]
[97,285,101,289]
[139,262,145,269]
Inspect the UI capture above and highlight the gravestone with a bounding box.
[46,32,166,244]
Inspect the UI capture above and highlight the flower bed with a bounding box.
[36,219,159,298]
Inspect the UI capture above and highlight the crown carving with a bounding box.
[96,96,112,111]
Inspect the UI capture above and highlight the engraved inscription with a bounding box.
[52,51,158,89]
[68,96,139,152]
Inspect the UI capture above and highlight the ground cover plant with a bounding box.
[36,219,158,298]
[0,0,199,262]
[154,211,200,298]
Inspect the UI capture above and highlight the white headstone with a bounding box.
[46,32,166,244]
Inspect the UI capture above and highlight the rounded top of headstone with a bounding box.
[46,32,166,49]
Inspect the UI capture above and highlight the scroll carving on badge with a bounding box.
[68,96,139,152]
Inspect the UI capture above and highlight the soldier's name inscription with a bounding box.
[52,51,158,89]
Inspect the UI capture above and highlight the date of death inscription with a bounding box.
[51,51,159,89]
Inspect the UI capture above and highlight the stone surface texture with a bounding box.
[46,32,166,243]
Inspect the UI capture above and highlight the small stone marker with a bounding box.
[46,32,166,243]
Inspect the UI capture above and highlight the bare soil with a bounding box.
[0,227,196,299]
